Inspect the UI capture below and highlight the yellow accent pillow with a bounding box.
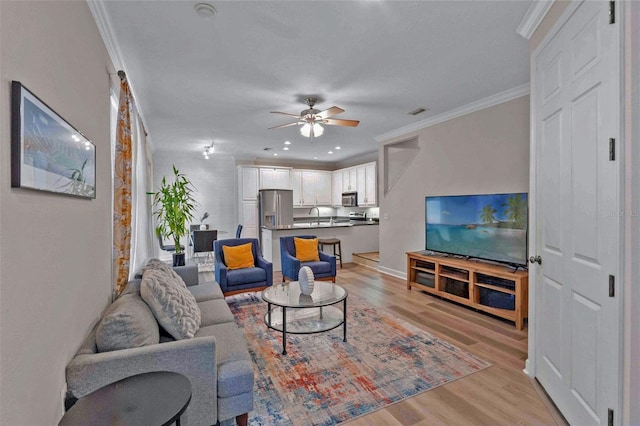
[294,237,320,262]
[222,243,255,270]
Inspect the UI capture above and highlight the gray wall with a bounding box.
[0,1,114,424]
[378,95,530,275]
[152,152,238,258]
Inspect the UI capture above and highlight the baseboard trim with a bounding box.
[377,266,406,280]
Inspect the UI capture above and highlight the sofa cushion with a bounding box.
[227,267,266,286]
[143,258,187,287]
[302,260,332,275]
[194,323,254,398]
[120,279,142,297]
[222,243,255,270]
[95,294,160,352]
[141,269,201,340]
[198,299,235,326]
[189,281,225,302]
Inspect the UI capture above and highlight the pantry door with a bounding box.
[532,1,621,424]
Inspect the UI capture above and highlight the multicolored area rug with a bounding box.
[226,292,491,425]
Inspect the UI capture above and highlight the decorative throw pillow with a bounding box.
[294,237,320,262]
[96,294,160,352]
[140,269,201,340]
[222,243,255,270]
[143,258,187,288]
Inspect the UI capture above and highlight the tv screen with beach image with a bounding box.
[425,193,528,266]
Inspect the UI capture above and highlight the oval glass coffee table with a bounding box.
[262,281,348,355]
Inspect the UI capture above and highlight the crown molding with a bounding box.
[516,0,554,40]
[88,0,153,150]
[87,0,125,69]
[375,83,530,143]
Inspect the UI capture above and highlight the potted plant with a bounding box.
[149,165,197,266]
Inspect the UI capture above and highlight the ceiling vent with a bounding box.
[194,3,216,18]
[408,107,428,116]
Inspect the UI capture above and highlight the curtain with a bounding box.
[129,114,153,278]
[113,76,133,295]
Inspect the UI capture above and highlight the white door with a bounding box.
[301,171,317,206]
[332,171,342,206]
[365,162,377,206]
[532,1,621,425]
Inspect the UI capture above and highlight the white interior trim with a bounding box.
[87,0,151,140]
[377,266,406,281]
[516,0,555,40]
[375,84,530,143]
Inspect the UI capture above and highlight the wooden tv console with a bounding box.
[406,252,529,329]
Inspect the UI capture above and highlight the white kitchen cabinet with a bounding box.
[240,167,259,200]
[332,171,343,206]
[356,162,377,206]
[259,167,290,190]
[291,169,332,206]
[342,167,357,192]
[364,162,377,206]
[314,172,332,205]
[241,201,257,239]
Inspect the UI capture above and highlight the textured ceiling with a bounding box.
[102,0,531,163]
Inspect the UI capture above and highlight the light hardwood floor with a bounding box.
[201,263,567,426]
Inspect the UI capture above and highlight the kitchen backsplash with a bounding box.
[293,206,379,219]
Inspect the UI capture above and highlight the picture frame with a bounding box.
[11,81,96,199]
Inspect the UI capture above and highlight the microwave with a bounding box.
[341,191,358,207]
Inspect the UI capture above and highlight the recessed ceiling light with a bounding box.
[335,146,341,150]
[273,153,278,156]
[313,157,318,160]
[283,147,289,151]
[284,141,291,145]
[328,151,334,154]
[194,3,216,18]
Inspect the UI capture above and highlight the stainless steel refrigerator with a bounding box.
[258,189,294,250]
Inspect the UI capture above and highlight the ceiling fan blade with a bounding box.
[270,111,301,118]
[268,122,300,130]
[323,118,360,127]
[316,106,344,119]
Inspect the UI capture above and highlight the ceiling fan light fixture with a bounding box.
[313,123,324,137]
[300,123,312,138]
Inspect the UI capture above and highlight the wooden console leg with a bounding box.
[236,413,248,426]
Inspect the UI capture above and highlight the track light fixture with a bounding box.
[202,143,214,159]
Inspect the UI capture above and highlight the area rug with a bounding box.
[226,292,491,425]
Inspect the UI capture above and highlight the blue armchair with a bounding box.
[214,238,273,296]
[280,235,336,283]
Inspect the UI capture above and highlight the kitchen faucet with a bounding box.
[309,207,320,225]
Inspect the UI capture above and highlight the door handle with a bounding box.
[529,255,542,265]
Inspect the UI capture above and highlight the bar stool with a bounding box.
[318,238,342,268]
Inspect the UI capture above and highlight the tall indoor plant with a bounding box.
[150,165,197,266]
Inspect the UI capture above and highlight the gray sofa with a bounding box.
[65,263,254,426]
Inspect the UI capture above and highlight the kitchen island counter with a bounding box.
[261,223,379,271]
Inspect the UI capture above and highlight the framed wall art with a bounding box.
[11,81,96,199]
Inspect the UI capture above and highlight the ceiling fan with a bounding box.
[269,97,360,138]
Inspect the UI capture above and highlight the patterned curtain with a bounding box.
[113,73,133,295]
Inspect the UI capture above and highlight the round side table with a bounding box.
[59,371,191,426]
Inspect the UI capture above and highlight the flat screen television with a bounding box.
[425,193,528,267]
